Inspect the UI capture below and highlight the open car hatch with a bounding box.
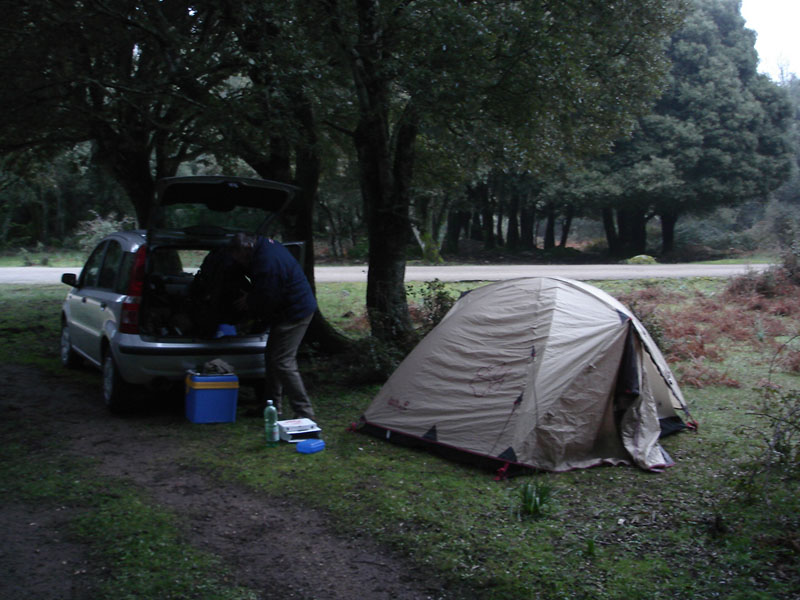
[150,176,300,240]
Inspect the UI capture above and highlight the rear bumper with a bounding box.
[113,334,267,384]
[119,344,264,356]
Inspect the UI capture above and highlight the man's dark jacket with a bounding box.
[247,237,317,323]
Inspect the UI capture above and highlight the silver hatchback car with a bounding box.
[59,176,301,411]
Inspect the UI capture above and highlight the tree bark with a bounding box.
[520,202,536,250]
[93,136,157,227]
[477,183,494,250]
[442,209,463,254]
[543,203,556,250]
[357,104,417,342]
[559,205,574,248]
[660,211,678,255]
[602,206,621,256]
[506,191,520,251]
[494,195,504,247]
[605,206,648,257]
[469,208,482,241]
[628,208,648,255]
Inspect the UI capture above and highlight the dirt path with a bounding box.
[0,365,449,600]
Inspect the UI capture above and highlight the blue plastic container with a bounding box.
[185,372,239,423]
[296,438,325,454]
[215,323,237,338]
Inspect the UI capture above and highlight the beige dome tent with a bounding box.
[358,277,693,473]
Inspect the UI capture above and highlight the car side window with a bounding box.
[98,241,123,290]
[80,242,107,288]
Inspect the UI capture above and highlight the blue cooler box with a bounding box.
[185,372,239,423]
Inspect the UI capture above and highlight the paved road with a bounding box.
[0,262,771,285]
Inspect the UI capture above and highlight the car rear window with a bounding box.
[159,203,274,234]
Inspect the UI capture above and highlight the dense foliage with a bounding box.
[594,0,794,257]
[1,0,798,339]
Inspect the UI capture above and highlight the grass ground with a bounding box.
[1,269,798,599]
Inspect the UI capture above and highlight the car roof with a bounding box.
[101,230,145,250]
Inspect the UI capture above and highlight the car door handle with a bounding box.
[81,297,87,303]
[100,302,107,310]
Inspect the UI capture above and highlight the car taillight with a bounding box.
[127,245,147,297]
[120,297,141,334]
[120,245,147,334]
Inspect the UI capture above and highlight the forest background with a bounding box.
[1,0,799,343]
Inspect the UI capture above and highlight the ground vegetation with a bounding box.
[1,266,799,598]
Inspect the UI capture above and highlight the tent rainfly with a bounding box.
[358,277,694,474]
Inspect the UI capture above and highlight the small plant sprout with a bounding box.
[517,479,554,519]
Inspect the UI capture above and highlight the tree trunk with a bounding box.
[356,106,417,342]
[323,0,419,343]
[318,200,342,258]
[506,191,520,251]
[543,203,556,250]
[442,209,462,254]
[36,188,50,244]
[411,194,442,263]
[559,205,574,248]
[94,140,157,227]
[495,198,504,247]
[520,202,535,250]
[431,195,449,247]
[477,183,494,250]
[458,211,471,248]
[602,206,621,257]
[629,209,648,255]
[609,207,648,257]
[468,195,483,241]
[660,211,678,255]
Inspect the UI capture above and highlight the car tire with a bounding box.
[102,350,131,413]
[60,323,81,368]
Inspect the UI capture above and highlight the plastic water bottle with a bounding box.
[264,400,279,447]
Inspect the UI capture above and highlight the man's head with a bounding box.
[229,232,257,267]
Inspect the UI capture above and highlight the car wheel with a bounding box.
[102,351,131,413]
[60,323,80,368]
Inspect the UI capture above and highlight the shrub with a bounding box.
[617,286,677,352]
[782,240,800,285]
[748,381,800,476]
[625,254,657,265]
[675,357,740,388]
[19,248,35,266]
[409,279,456,335]
[345,236,369,261]
[17,242,51,266]
[346,336,409,383]
[73,210,136,254]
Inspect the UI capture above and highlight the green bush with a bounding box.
[625,254,658,265]
[346,236,369,261]
[751,373,800,475]
[410,279,456,335]
[74,210,136,253]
